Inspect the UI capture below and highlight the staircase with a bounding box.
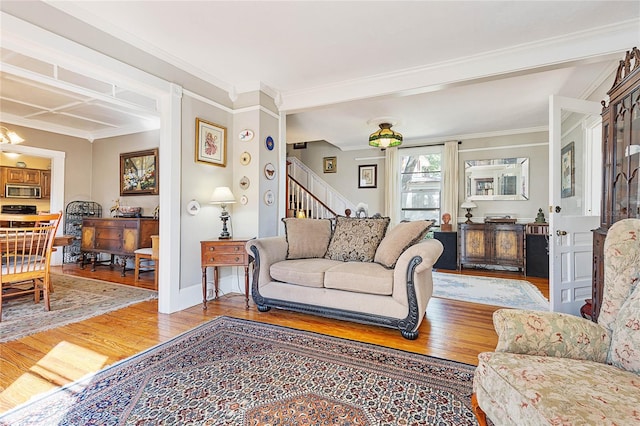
[287,157,356,219]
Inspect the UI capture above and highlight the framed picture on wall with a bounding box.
[195,118,227,167]
[561,142,575,198]
[359,164,377,189]
[323,156,337,173]
[120,148,159,196]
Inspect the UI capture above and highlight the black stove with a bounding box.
[1,205,37,215]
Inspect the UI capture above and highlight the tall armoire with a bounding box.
[592,47,640,321]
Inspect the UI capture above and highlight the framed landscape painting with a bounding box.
[195,118,227,167]
[120,149,159,196]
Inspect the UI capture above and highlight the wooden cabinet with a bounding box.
[433,231,457,270]
[459,222,524,272]
[3,167,40,185]
[81,217,159,276]
[200,239,252,309]
[591,47,640,321]
[40,170,51,199]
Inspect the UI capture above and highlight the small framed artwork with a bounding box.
[323,156,337,173]
[195,118,226,167]
[120,148,159,196]
[358,164,377,189]
[293,142,307,150]
[561,142,575,198]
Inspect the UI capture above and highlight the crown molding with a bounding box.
[278,19,639,113]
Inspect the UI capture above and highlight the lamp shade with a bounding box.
[460,200,478,209]
[369,123,402,148]
[210,187,236,204]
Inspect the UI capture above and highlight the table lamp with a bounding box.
[460,200,478,224]
[210,186,236,239]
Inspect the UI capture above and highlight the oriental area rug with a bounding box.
[0,274,157,343]
[0,317,478,425]
[432,271,549,310]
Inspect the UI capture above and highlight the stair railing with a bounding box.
[286,156,357,216]
[287,175,338,219]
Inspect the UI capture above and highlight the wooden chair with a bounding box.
[0,212,62,321]
[134,235,159,289]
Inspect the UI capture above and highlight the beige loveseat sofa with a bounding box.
[472,218,640,425]
[246,217,443,339]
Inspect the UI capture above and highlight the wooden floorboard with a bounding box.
[0,263,548,414]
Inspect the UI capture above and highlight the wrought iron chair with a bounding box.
[0,212,62,321]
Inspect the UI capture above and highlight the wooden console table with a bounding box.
[80,217,159,276]
[201,238,253,309]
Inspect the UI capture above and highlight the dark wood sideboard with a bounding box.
[80,217,159,276]
[458,222,525,273]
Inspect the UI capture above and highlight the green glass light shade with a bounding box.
[368,123,402,148]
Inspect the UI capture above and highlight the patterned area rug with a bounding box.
[0,317,478,425]
[433,271,549,310]
[0,273,157,342]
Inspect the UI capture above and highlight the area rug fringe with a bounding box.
[0,317,479,425]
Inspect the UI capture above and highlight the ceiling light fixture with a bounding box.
[0,126,25,144]
[368,122,402,148]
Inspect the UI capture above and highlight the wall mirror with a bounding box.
[465,157,529,201]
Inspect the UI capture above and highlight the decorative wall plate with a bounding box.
[264,163,276,180]
[239,151,252,165]
[239,129,254,142]
[239,176,250,190]
[265,136,274,151]
[186,200,201,216]
[264,190,274,206]
[240,195,248,205]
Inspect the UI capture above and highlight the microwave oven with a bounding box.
[5,184,42,199]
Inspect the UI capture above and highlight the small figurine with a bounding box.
[441,212,452,231]
[110,199,120,217]
[535,208,546,223]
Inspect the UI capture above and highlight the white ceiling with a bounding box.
[1,1,639,149]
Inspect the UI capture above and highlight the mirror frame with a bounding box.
[465,157,529,201]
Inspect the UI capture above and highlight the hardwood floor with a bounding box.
[0,263,548,414]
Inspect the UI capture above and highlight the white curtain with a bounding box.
[443,141,459,225]
[384,147,399,225]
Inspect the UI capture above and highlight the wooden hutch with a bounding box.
[591,47,640,320]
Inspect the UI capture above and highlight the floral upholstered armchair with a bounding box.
[472,218,640,425]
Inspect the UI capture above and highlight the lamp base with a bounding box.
[464,209,474,224]
[219,211,232,240]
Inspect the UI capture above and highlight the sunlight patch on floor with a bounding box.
[0,341,108,413]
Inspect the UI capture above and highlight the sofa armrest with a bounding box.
[493,309,611,363]
[392,239,443,316]
[246,236,288,287]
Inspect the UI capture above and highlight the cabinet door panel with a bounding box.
[81,227,95,249]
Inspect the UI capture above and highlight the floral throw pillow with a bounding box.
[325,216,390,262]
[607,282,640,373]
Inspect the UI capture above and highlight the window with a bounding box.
[399,146,443,223]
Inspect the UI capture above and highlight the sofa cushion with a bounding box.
[282,218,333,259]
[325,216,390,262]
[270,258,341,288]
[608,282,640,373]
[474,351,640,425]
[374,220,434,268]
[324,262,394,295]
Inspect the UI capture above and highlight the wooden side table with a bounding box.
[200,238,252,309]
